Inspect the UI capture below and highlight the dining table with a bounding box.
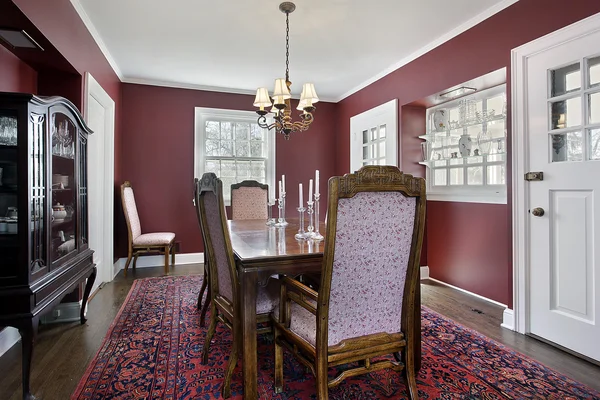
[228,218,421,399]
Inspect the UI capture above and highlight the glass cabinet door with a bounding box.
[51,112,77,264]
[79,135,88,247]
[30,113,47,275]
[0,112,19,278]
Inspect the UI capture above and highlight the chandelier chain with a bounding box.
[285,11,290,83]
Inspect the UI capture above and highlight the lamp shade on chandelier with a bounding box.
[253,2,319,140]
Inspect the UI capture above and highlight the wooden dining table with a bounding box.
[228,218,421,399]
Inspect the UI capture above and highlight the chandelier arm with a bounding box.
[285,10,290,83]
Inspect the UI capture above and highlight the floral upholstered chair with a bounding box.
[193,178,210,327]
[195,173,278,398]
[120,181,175,276]
[230,180,269,220]
[272,165,426,399]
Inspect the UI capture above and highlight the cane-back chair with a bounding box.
[273,165,426,399]
[120,181,175,276]
[195,173,278,398]
[230,180,269,220]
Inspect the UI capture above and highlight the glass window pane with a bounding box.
[551,131,582,162]
[379,124,386,138]
[221,122,233,140]
[449,168,464,185]
[378,141,386,159]
[363,145,370,160]
[205,121,220,139]
[434,160,447,167]
[235,141,249,157]
[371,127,377,141]
[487,154,504,162]
[205,160,220,174]
[588,129,600,160]
[250,161,266,178]
[589,92,600,124]
[467,166,483,185]
[362,130,368,144]
[487,95,505,116]
[250,124,264,141]
[236,161,250,178]
[487,165,506,185]
[235,123,250,140]
[250,141,263,157]
[551,63,581,96]
[467,156,483,164]
[221,160,236,177]
[588,56,600,87]
[551,97,582,129]
[205,139,219,156]
[434,169,447,186]
[220,140,234,157]
[448,107,460,128]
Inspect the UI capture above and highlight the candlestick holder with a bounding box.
[275,192,288,227]
[312,193,324,240]
[295,206,307,240]
[306,200,315,238]
[266,200,276,226]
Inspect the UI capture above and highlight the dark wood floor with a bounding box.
[0,265,599,399]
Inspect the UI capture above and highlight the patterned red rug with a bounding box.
[72,275,599,399]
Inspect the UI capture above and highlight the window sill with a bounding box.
[427,191,507,204]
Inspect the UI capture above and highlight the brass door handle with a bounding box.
[532,207,545,217]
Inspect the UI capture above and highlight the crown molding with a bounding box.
[70,0,124,80]
[334,0,520,102]
[121,77,338,103]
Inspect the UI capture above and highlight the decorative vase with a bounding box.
[458,134,472,157]
[477,130,492,155]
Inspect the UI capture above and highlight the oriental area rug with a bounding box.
[72,275,600,399]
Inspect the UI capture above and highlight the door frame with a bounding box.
[511,12,600,334]
[84,72,115,285]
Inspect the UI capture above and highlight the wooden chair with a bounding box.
[230,180,269,220]
[120,181,175,276]
[193,178,210,327]
[195,173,278,398]
[272,165,426,399]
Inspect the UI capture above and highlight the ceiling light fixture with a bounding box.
[253,2,319,140]
[439,86,476,100]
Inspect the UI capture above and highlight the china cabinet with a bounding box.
[0,92,96,400]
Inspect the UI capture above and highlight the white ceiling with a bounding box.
[74,0,517,102]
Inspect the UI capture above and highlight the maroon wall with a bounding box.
[121,83,337,255]
[336,0,600,306]
[0,45,37,93]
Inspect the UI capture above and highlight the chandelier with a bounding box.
[253,2,319,140]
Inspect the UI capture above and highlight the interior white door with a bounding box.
[85,73,115,294]
[349,99,398,172]
[526,27,600,361]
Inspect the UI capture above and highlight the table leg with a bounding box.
[239,267,258,399]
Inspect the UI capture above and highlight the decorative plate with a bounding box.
[432,110,447,132]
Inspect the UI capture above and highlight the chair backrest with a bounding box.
[230,180,269,220]
[121,181,142,242]
[318,165,426,347]
[195,173,237,305]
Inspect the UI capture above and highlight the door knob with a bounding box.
[531,207,545,217]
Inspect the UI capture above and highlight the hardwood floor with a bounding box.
[0,265,599,399]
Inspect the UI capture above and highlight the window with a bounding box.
[420,85,507,203]
[350,99,398,172]
[194,108,275,205]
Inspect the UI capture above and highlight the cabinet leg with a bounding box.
[81,266,97,324]
[18,318,39,400]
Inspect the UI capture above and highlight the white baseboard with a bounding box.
[113,252,204,276]
[0,327,20,358]
[40,302,82,324]
[427,277,508,308]
[501,308,515,331]
[420,266,429,280]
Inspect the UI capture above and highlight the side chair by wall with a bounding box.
[195,173,279,398]
[230,180,269,220]
[272,165,426,399]
[120,181,176,276]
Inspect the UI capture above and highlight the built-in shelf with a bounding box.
[419,152,506,167]
[419,114,506,140]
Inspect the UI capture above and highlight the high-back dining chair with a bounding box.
[230,180,269,220]
[193,178,211,327]
[120,181,175,276]
[195,173,278,398]
[272,165,426,399]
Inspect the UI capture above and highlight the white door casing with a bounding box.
[350,99,398,172]
[512,12,600,361]
[84,72,115,292]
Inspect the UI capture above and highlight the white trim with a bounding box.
[0,328,20,358]
[69,0,124,80]
[419,266,429,280]
[336,0,520,102]
[113,252,204,275]
[427,277,508,308]
[427,192,506,204]
[501,308,515,330]
[84,72,116,289]
[511,11,600,336]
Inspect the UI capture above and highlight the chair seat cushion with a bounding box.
[257,277,280,315]
[133,232,175,246]
[275,296,318,347]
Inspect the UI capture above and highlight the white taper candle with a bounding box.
[315,170,320,195]
[299,183,303,207]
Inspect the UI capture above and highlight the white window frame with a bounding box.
[422,85,507,204]
[349,99,398,172]
[194,107,275,206]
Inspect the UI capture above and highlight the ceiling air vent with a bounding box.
[0,29,44,50]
